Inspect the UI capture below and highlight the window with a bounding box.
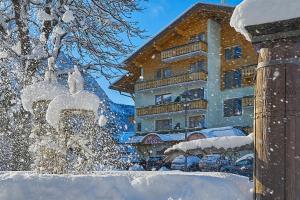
[225,48,232,60]
[190,32,206,43]
[224,98,242,117]
[155,94,172,105]
[137,122,142,132]
[155,119,172,131]
[225,45,242,60]
[190,61,207,73]
[156,68,172,79]
[182,88,204,100]
[224,70,242,89]
[156,69,162,79]
[233,46,242,59]
[189,115,205,128]
[163,68,172,78]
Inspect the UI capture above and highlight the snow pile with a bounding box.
[46,66,100,129]
[165,133,253,154]
[230,0,300,40]
[128,127,244,144]
[0,171,253,200]
[46,90,100,129]
[21,81,68,113]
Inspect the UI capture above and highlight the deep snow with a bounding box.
[0,171,252,200]
[165,133,253,154]
[230,0,300,40]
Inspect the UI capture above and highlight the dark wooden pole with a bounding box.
[245,18,300,200]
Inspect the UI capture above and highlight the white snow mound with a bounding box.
[0,171,253,200]
[230,0,300,41]
[21,81,68,113]
[166,133,253,154]
[46,91,100,129]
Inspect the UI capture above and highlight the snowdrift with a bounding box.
[0,171,252,200]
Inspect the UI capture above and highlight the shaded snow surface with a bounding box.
[0,171,252,200]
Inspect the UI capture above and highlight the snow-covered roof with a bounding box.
[199,126,245,137]
[127,127,245,144]
[230,0,300,41]
[165,133,253,154]
[46,91,100,129]
[21,81,68,113]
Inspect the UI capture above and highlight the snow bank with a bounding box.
[165,133,253,154]
[21,81,68,113]
[46,91,100,129]
[230,0,300,40]
[0,171,252,200]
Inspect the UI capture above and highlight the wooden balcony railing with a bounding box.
[161,41,207,61]
[136,99,208,116]
[242,96,254,107]
[135,71,207,91]
[241,65,256,78]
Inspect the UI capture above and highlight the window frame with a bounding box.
[224,70,242,89]
[155,93,172,105]
[224,98,242,117]
[189,115,205,128]
[224,45,243,61]
[190,61,207,73]
[155,119,172,131]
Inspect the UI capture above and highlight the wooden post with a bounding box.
[245,18,300,199]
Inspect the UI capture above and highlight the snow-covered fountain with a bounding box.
[46,66,100,173]
[21,58,68,174]
[21,59,102,174]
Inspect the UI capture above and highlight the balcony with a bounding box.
[135,71,207,91]
[161,41,207,63]
[136,99,207,117]
[242,96,254,107]
[241,64,256,86]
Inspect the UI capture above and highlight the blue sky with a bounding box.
[101,0,243,106]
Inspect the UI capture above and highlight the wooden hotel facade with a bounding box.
[111,3,257,162]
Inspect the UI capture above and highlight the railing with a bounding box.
[135,71,207,91]
[136,99,207,116]
[241,65,256,78]
[161,41,207,61]
[242,96,254,107]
